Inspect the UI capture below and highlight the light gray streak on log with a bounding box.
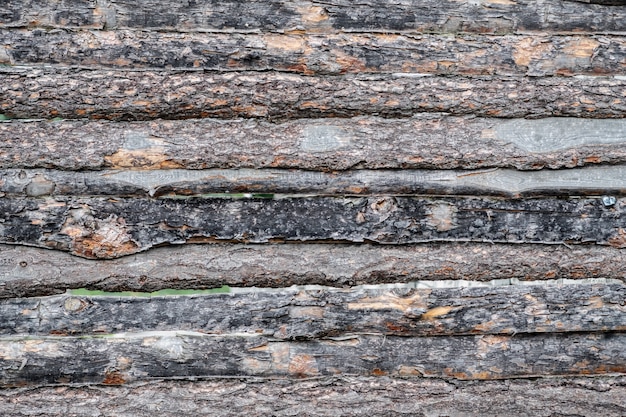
[496,118,626,152]
[3,166,626,197]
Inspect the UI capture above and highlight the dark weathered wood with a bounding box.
[1,332,625,385]
[1,195,625,259]
[3,31,625,76]
[4,283,625,337]
[3,166,626,198]
[3,69,626,120]
[2,376,625,417]
[3,117,626,171]
[2,0,626,34]
[1,243,623,298]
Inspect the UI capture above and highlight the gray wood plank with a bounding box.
[2,69,626,120]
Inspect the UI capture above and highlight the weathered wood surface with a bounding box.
[1,332,625,385]
[3,31,625,76]
[2,0,626,34]
[3,166,626,197]
[1,195,625,259]
[1,243,624,298]
[3,117,626,171]
[3,70,626,120]
[2,376,625,417]
[4,283,625,337]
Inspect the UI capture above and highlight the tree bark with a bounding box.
[3,69,626,120]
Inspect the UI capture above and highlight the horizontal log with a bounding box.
[2,195,626,259]
[4,283,625,337]
[1,243,624,298]
[3,166,626,198]
[3,31,625,76]
[3,117,626,171]
[2,0,626,34]
[2,70,626,120]
[1,332,625,385]
[1,376,625,417]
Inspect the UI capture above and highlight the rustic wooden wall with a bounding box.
[1,0,626,415]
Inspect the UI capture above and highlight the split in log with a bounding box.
[1,243,624,298]
[1,332,625,385]
[2,117,626,171]
[1,376,625,416]
[2,0,626,34]
[1,195,625,259]
[3,282,625,337]
[2,166,626,198]
[3,31,625,77]
[2,69,626,120]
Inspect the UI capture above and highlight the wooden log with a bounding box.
[1,332,625,385]
[1,376,625,417]
[3,283,625,337]
[3,31,625,76]
[2,69,626,120]
[3,166,626,198]
[1,243,624,298]
[1,195,625,259]
[3,117,626,171]
[2,0,626,34]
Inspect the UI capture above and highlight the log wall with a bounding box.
[1,0,626,415]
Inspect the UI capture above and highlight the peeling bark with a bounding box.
[3,69,626,120]
[3,283,625,337]
[1,195,625,259]
[3,31,625,76]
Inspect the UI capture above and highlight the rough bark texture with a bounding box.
[2,332,626,385]
[1,243,624,298]
[3,166,626,198]
[3,69,626,120]
[3,116,626,171]
[3,31,625,76]
[1,195,625,259]
[2,377,626,417]
[2,0,626,34]
[4,283,625,337]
